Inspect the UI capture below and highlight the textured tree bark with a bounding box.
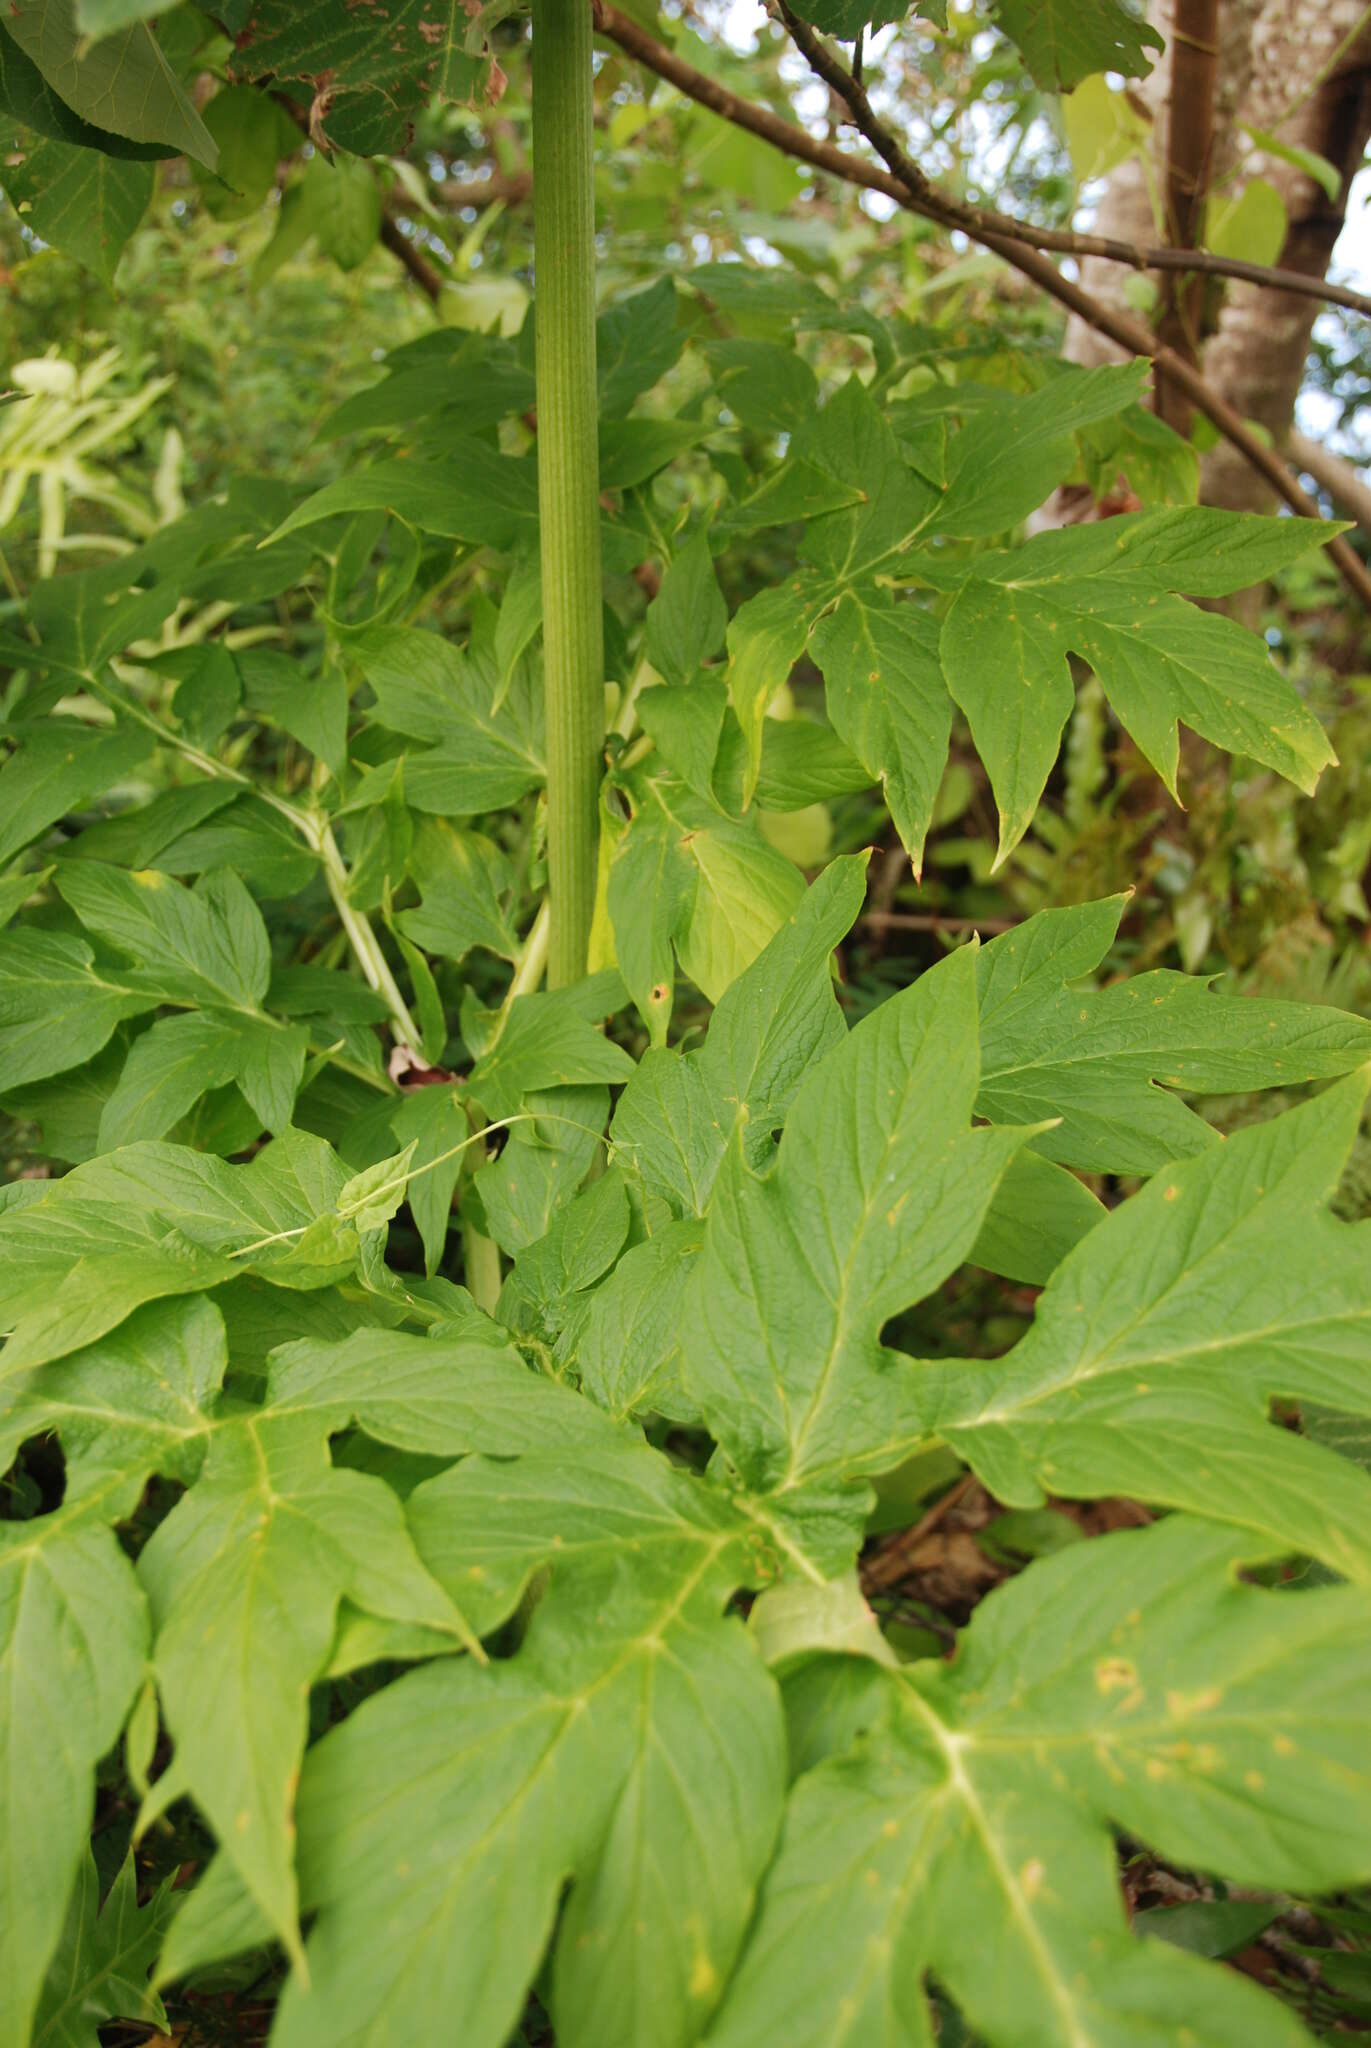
[1061,0,1371,518]
[1199,0,1371,515]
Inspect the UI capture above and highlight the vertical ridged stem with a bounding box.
[532,0,604,990]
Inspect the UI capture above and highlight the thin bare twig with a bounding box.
[861,1474,979,1594]
[1290,429,1371,538]
[438,169,533,211]
[380,213,443,302]
[863,910,1019,934]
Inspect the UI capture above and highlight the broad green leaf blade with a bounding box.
[993,0,1163,89]
[397,818,518,964]
[975,897,1371,1172]
[152,1848,276,1990]
[576,1218,704,1423]
[139,1406,475,1965]
[795,376,936,586]
[0,1517,148,2046]
[645,533,728,686]
[0,1296,224,1506]
[351,625,545,812]
[223,0,487,155]
[918,1073,1371,1580]
[498,1172,634,1351]
[606,799,695,1044]
[755,717,871,810]
[97,1012,242,1149]
[1011,505,1349,597]
[231,1016,311,1135]
[724,580,823,798]
[2,3,217,165]
[475,1081,611,1254]
[0,20,171,153]
[941,517,1337,861]
[0,723,150,868]
[0,865,49,930]
[33,1845,176,2048]
[349,1084,469,1276]
[0,1128,369,1372]
[0,929,156,1088]
[76,0,183,32]
[597,276,687,414]
[785,0,923,34]
[237,646,347,775]
[682,944,1032,1537]
[674,803,806,1004]
[267,1322,626,1455]
[262,1443,783,2048]
[466,989,634,1122]
[940,574,1074,862]
[936,363,1148,537]
[56,861,271,1012]
[810,592,951,873]
[725,379,936,789]
[266,450,540,551]
[969,1149,1105,1286]
[611,856,868,1213]
[709,1518,1368,2048]
[318,333,534,443]
[635,684,733,802]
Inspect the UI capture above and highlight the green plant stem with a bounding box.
[461,1222,504,1314]
[94,664,422,1054]
[461,901,552,1313]
[532,0,604,990]
[317,824,421,1051]
[612,655,653,742]
[499,898,552,1022]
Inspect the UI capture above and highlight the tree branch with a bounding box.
[591,0,1371,612]
[379,212,443,302]
[1290,429,1371,539]
[598,4,1371,317]
[1154,0,1220,429]
[437,168,533,211]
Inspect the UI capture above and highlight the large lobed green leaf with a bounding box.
[707,1518,1371,2048]
[720,372,1336,869]
[940,510,1341,861]
[682,939,1033,1570]
[913,1070,1371,1582]
[159,1432,788,2048]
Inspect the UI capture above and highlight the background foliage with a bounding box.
[4,2,1371,2044]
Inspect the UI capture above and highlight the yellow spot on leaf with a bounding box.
[1166,1686,1222,1720]
[689,1952,719,2000]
